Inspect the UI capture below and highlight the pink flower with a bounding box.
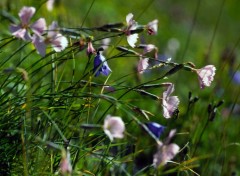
[195,65,216,89]
[153,129,180,167]
[125,13,139,48]
[153,143,180,167]
[147,19,158,35]
[33,21,68,56]
[137,57,149,74]
[10,6,46,41]
[103,115,125,141]
[142,44,158,59]
[162,83,180,119]
[86,42,96,57]
[60,150,72,174]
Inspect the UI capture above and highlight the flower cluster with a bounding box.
[7,6,218,172]
[10,6,68,56]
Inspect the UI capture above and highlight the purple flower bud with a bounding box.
[145,122,165,138]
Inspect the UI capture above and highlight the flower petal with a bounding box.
[19,6,36,25]
[153,143,179,167]
[94,53,111,77]
[31,18,47,35]
[196,65,216,89]
[147,19,158,35]
[162,83,180,119]
[138,58,149,74]
[48,21,59,38]
[127,33,138,48]
[126,13,134,25]
[51,34,68,52]
[32,34,46,56]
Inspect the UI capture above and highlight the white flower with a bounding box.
[162,83,180,119]
[137,57,149,74]
[147,19,158,35]
[125,13,139,48]
[103,115,125,141]
[195,65,216,89]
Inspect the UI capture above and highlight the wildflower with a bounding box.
[10,6,46,41]
[86,41,96,57]
[140,44,158,59]
[60,150,72,174]
[32,21,68,56]
[145,122,165,138]
[195,65,216,89]
[93,51,111,77]
[46,0,55,11]
[153,129,180,167]
[125,13,139,48]
[153,143,180,167]
[103,115,125,141]
[137,57,149,74]
[146,19,158,35]
[162,83,180,119]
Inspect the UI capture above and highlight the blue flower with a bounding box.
[94,52,111,77]
[145,122,165,138]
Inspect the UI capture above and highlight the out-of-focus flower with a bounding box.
[162,83,180,119]
[32,21,68,56]
[93,52,111,77]
[60,150,72,174]
[125,13,139,48]
[153,129,180,167]
[146,19,158,35]
[230,70,240,84]
[103,115,125,141]
[46,0,55,11]
[195,65,216,89]
[153,143,180,167]
[10,6,46,41]
[137,57,149,74]
[145,122,165,138]
[101,38,111,51]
